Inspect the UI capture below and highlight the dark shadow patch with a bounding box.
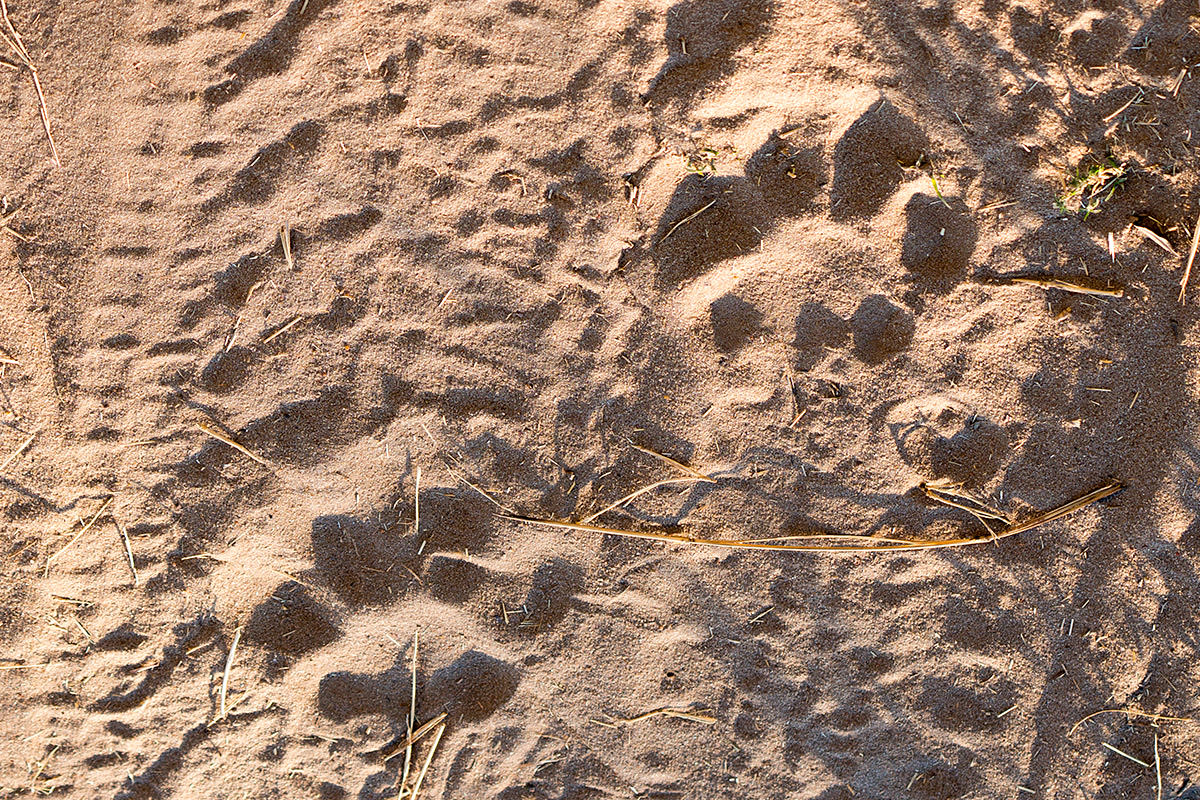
[423,650,520,722]
[850,294,914,364]
[245,581,340,655]
[830,99,927,220]
[709,293,763,352]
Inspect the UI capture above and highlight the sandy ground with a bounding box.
[5,0,1200,797]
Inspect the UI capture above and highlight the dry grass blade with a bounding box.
[582,476,706,524]
[630,443,716,483]
[1155,733,1162,800]
[1010,277,1124,298]
[216,626,243,723]
[615,707,717,725]
[1181,209,1200,302]
[401,630,419,790]
[197,421,272,468]
[0,428,35,471]
[920,480,1011,524]
[0,0,59,165]
[658,199,717,243]
[115,516,138,587]
[1102,742,1151,768]
[279,223,294,269]
[408,722,446,800]
[0,661,56,671]
[1069,708,1195,736]
[382,712,448,761]
[45,495,113,571]
[1134,224,1179,257]
[504,481,1121,553]
[262,315,303,344]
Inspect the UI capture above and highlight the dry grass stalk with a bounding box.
[630,443,716,483]
[401,630,419,790]
[263,315,302,344]
[1069,708,1195,736]
[407,721,446,800]
[1134,224,1179,256]
[505,481,1121,553]
[920,479,1011,526]
[0,661,55,671]
[197,421,271,468]
[659,199,717,243]
[383,712,448,761]
[280,223,294,269]
[581,445,716,524]
[0,428,35,471]
[0,0,59,165]
[1181,209,1200,302]
[1102,742,1151,768]
[115,515,138,586]
[217,626,243,722]
[1010,277,1124,298]
[614,707,717,725]
[45,495,113,572]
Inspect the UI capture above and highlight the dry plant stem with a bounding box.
[408,722,445,800]
[197,421,272,467]
[920,481,1010,523]
[217,626,243,722]
[1182,209,1200,302]
[505,481,1122,553]
[0,0,59,165]
[582,476,707,524]
[45,495,113,571]
[1134,225,1178,256]
[659,199,716,243]
[401,630,419,791]
[115,516,138,586]
[1010,277,1124,298]
[280,223,294,269]
[0,428,35,471]
[383,712,448,761]
[263,315,302,344]
[1069,708,1195,735]
[615,707,717,725]
[630,443,716,482]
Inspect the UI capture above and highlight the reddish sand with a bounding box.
[4,0,1200,798]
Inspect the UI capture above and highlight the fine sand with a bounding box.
[4,0,1200,798]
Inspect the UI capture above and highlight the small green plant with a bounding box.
[684,146,719,176]
[1056,160,1128,219]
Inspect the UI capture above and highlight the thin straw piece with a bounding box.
[0,428,35,471]
[382,712,448,761]
[45,496,113,571]
[217,626,243,722]
[1182,209,1200,302]
[408,722,445,800]
[630,443,716,482]
[1069,708,1195,736]
[197,421,271,468]
[504,481,1122,553]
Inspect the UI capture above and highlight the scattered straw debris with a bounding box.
[1102,742,1151,768]
[1069,708,1195,736]
[0,0,60,165]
